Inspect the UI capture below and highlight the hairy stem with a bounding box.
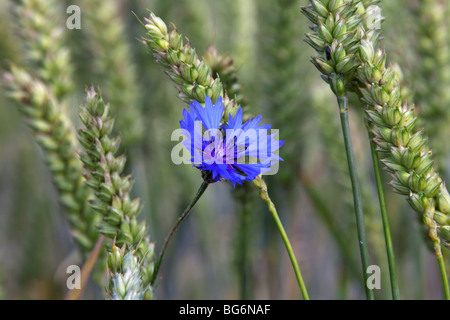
[151,181,209,285]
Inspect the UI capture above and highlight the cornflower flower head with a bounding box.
[179,96,283,188]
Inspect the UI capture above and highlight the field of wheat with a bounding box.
[1,0,450,300]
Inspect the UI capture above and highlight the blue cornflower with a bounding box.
[179,95,283,188]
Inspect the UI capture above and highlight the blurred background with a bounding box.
[0,0,449,299]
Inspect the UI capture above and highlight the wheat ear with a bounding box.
[3,65,100,258]
[78,87,154,299]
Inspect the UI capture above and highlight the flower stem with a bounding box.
[151,181,209,285]
[368,130,400,300]
[337,95,374,300]
[254,176,309,300]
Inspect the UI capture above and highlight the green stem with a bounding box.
[436,249,450,300]
[337,95,374,300]
[368,131,400,300]
[254,176,309,300]
[151,181,209,285]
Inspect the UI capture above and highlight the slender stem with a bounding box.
[436,249,450,300]
[151,181,209,284]
[254,176,309,300]
[426,203,450,300]
[423,200,450,299]
[337,95,374,300]
[368,131,400,300]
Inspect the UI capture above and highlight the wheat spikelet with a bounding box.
[3,65,101,257]
[78,87,154,299]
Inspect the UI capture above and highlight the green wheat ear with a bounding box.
[142,11,239,122]
[15,0,74,100]
[302,0,450,248]
[2,65,101,257]
[78,87,154,299]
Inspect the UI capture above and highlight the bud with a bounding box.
[390,146,402,164]
[359,39,375,63]
[119,220,133,243]
[373,138,390,151]
[382,107,401,126]
[104,207,123,226]
[391,126,410,146]
[438,226,450,243]
[168,31,183,50]
[433,211,450,227]
[311,0,329,18]
[424,174,442,198]
[387,88,401,107]
[113,274,126,298]
[149,38,169,51]
[407,192,426,213]
[366,110,385,127]
[436,184,450,214]
[382,159,405,173]
[329,73,346,98]
[145,24,164,39]
[408,171,426,193]
[335,55,358,74]
[193,85,206,102]
[401,147,416,169]
[305,33,326,53]
[98,222,119,238]
[312,56,335,75]
[391,180,410,195]
[128,198,143,217]
[407,130,427,153]
[328,0,343,12]
[317,20,334,43]
[395,170,410,186]
[372,86,390,106]
[108,246,124,273]
[181,65,198,82]
[376,126,391,142]
[196,62,211,86]
[373,49,386,69]
[167,50,181,65]
[414,152,434,175]
[151,14,168,35]
[380,69,396,92]
[332,18,347,38]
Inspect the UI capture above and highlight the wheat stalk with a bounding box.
[78,87,154,299]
